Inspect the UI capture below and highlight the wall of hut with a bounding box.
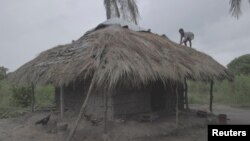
[111,82,184,118]
[55,81,114,119]
[55,81,184,120]
[111,88,151,118]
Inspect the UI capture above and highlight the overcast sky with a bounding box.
[0,0,250,71]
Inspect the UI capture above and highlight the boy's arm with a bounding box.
[180,36,183,45]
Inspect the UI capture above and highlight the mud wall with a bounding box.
[55,81,113,119]
[112,88,151,118]
[55,81,184,120]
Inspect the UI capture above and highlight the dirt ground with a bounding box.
[0,104,249,141]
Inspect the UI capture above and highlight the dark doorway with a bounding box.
[150,82,166,111]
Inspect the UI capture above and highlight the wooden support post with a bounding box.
[60,86,64,118]
[31,84,35,112]
[184,78,189,111]
[66,74,96,141]
[175,85,179,128]
[209,80,214,112]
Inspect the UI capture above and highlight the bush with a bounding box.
[11,86,33,107]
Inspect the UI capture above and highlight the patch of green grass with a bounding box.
[189,92,210,105]
[0,80,55,118]
[188,75,250,107]
[35,85,55,107]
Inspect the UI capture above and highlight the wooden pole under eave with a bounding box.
[175,85,179,128]
[184,78,189,111]
[60,85,65,118]
[209,80,214,112]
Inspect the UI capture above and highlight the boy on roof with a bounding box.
[179,28,194,48]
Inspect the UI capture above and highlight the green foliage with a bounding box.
[189,75,250,107]
[227,54,250,75]
[0,66,8,80]
[0,80,28,118]
[35,85,55,107]
[11,86,33,107]
[0,80,12,107]
[0,80,55,118]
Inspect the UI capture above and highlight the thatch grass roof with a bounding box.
[9,22,232,89]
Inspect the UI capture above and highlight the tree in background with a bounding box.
[0,66,8,80]
[104,0,140,24]
[229,0,250,19]
[227,54,250,75]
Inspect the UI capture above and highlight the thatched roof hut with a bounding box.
[10,19,232,88]
[9,19,232,121]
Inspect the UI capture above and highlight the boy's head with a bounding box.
[179,28,184,35]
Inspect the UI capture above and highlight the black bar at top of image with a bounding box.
[208,125,250,141]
